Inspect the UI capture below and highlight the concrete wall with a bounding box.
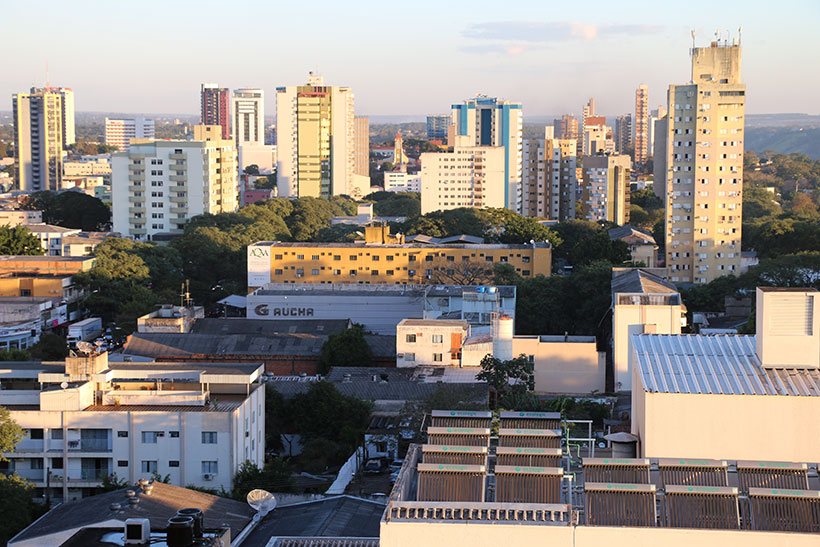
[380,521,819,547]
[396,322,467,367]
[513,336,604,394]
[614,302,682,391]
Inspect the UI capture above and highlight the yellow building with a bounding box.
[0,256,93,302]
[247,224,551,290]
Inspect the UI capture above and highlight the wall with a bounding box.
[396,323,467,367]
[512,337,604,394]
[614,302,682,391]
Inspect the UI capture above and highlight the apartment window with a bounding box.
[141,431,161,443]
[51,429,63,440]
[51,458,63,469]
[169,460,180,468]
[333,269,341,275]
[386,270,394,276]
[522,256,531,264]
[485,256,494,263]
[406,334,417,343]
[372,255,380,261]
[311,255,320,260]
[350,255,357,261]
[425,255,433,262]
[432,334,443,344]
[311,269,320,275]
[522,270,531,276]
[446,255,455,262]
[117,431,128,438]
[404,353,415,362]
[274,254,283,260]
[409,255,417,262]
[333,255,341,261]
[201,461,218,474]
[349,270,357,277]
[202,432,218,444]
[433,353,443,362]
[30,458,44,470]
[296,268,304,277]
[386,255,394,261]
[169,431,179,438]
[371,270,379,276]
[296,254,304,260]
[141,461,158,474]
[117,460,128,467]
[29,429,43,440]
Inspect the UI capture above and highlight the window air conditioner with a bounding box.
[203,473,214,481]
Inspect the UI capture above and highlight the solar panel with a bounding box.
[426,427,491,447]
[497,428,562,449]
[585,482,657,527]
[664,485,739,529]
[494,466,563,503]
[747,488,820,533]
[422,445,488,465]
[430,410,493,429]
[499,411,561,430]
[659,458,728,487]
[737,461,810,491]
[496,447,562,467]
[583,458,651,484]
[417,463,486,502]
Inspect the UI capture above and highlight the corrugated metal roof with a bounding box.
[633,334,820,396]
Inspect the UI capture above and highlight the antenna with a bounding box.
[737,26,742,46]
[690,29,696,50]
[246,489,277,516]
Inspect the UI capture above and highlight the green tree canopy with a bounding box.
[22,191,110,231]
[0,225,42,255]
[0,473,42,544]
[365,191,421,217]
[318,324,373,373]
[476,354,534,408]
[0,406,23,459]
[552,220,631,267]
[29,333,69,361]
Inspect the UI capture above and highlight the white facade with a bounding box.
[396,319,469,367]
[384,171,421,193]
[56,87,75,146]
[233,88,264,147]
[275,73,356,198]
[582,125,609,156]
[26,224,81,256]
[111,129,237,240]
[0,354,264,502]
[104,118,155,151]
[420,146,505,215]
[238,143,275,173]
[521,128,577,220]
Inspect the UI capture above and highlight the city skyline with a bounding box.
[4,0,819,117]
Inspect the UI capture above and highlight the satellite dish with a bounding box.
[60,381,68,390]
[246,489,277,515]
[76,341,95,355]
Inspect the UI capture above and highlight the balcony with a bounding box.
[128,164,143,171]
[170,206,188,214]
[129,207,145,215]
[170,153,186,160]
[170,174,186,182]
[128,195,143,203]
[170,195,187,204]
[128,173,144,182]
[131,228,147,236]
[5,468,44,481]
[127,185,144,193]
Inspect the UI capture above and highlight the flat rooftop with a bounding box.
[252,240,550,249]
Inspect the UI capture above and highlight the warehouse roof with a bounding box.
[124,332,327,357]
[190,317,351,336]
[633,334,820,396]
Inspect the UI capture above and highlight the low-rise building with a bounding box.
[248,223,551,289]
[136,304,205,333]
[608,225,658,267]
[0,209,42,226]
[60,232,117,257]
[384,170,421,193]
[25,223,81,256]
[0,351,265,500]
[396,319,469,367]
[0,297,63,349]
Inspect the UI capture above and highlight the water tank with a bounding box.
[488,286,498,294]
[176,508,203,538]
[493,315,514,361]
[166,516,194,547]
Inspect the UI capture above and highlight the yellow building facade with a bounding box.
[248,225,551,289]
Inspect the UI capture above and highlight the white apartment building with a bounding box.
[420,146,505,215]
[396,319,469,367]
[581,154,632,225]
[663,41,745,284]
[104,118,155,151]
[233,88,264,147]
[276,73,356,198]
[521,127,577,220]
[13,88,65,192]
[581,124,610,156]
[0,351,265,502]
[111,125,237,240]
[384,171,421,193]
[26,224,81,256]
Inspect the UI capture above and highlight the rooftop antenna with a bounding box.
[737,26,742,46]
[690,29,696,50]
[45,60,50,88]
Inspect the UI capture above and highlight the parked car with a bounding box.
[364,459,386,475]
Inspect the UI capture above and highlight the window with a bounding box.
[404,353,415,362]
[371,270,379,276]
[169,431,179,438]
[141,431,160,443]
[141,461,158,474]
[31,458,44,470]
[311,255,320,260]
[296,254,304,260]
[485,256,494,262]
[202,432,218,444]
[118,460,128,467]
[169,460,180,468]
[51,458,63,469]
[522,256,531,264]
[51,429,63,440]
[425,255,433,262]
[333,255,341,261]
[202,461,218,474]
[406,334,417,343]
[433,353,443,362]
[29,429,43,440]
[432,334,443,344]
[311,269,320,275]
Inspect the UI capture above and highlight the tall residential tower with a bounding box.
[449,96,523,212]
[232,88,264,147]
[200,84,231,140]
[634,84,649,164]
[663,40,745,284]
[12,88,67,192]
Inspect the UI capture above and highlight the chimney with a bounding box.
[755,287,820,369]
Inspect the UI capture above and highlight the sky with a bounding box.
[3,0,819,118]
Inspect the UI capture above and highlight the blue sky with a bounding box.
[4,0,819,117]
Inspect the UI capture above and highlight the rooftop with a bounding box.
[252,240,550,250]
[398,319,469,328]
[9,481,254,544]
[242,496,385,547]
[190,318,351,337]
[633,334,820,396]
[24,223,80,234]
[611,269,678,296]
[608,225,657,245]
[254,283,515,299]
[124,332,327,358]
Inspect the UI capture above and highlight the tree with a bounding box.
[231,460,293,501]
[0,406,23,460]
[0,349,30,361]
[318,324,373,373]
[365,191,421,218]
[431,261,495,285]
[243,164,260,175]
[29,333,69,361]
[0,225,42,255]
[742,186,781,221]
[553,220,630,267]
[22,191,110,231]
[0,473,40,545]
[476,354,534,408]
[100,472,131,492]
[789,192,819,219]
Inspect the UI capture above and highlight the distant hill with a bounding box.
[746,127,820,159]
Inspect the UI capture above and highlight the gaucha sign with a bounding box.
[254,304,315,317]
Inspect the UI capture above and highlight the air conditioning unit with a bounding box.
[124,518,150,545]
[202,473,214,481]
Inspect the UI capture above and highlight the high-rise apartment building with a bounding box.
[111,125,237,240]
[275,73,356,198]
[232,88,264,147]
[648,105,666,160]
[652,111,668,199]
[553,114,579,142]
[42,87,75,146]
[420,146,505,214]
[614,115,633,154]
[581,153,632,225]
[521,127,577,220]
[634,84,650,164]
[200,84,231,140]
[449,96,523,212]
[354,116,370,178]
[426,115,449,140]
[663,41,745,284]
[579,98,596,156]
[13,88,66,192]
[581,120,609,156]
[104,117,156,151]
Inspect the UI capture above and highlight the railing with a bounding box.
[385,501,572,524]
